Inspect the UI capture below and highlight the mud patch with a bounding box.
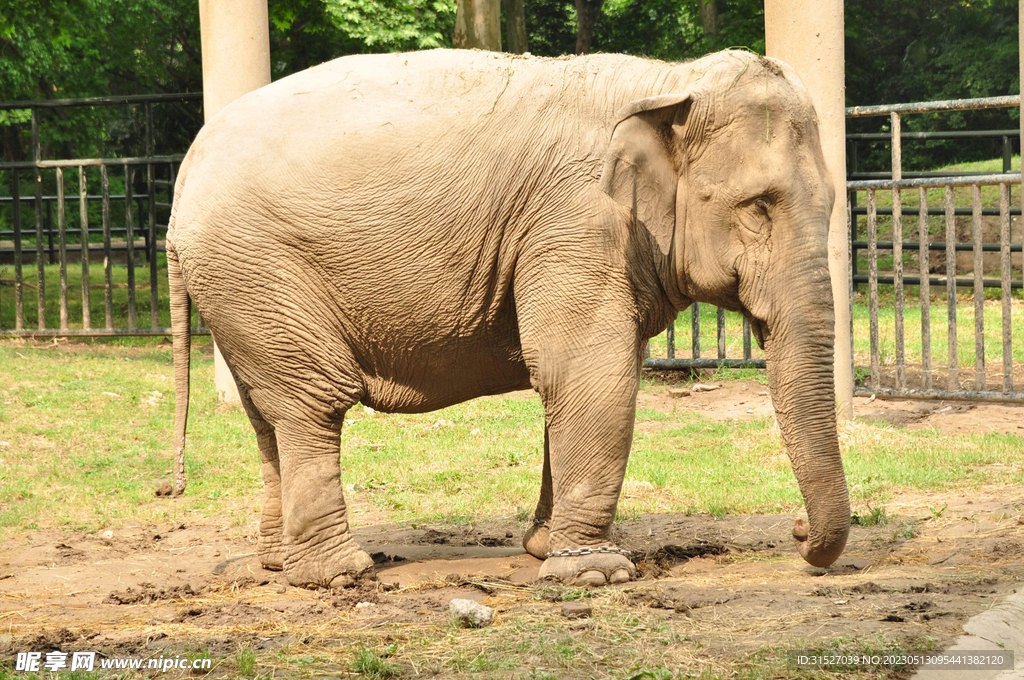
[105,583,200,605]
[1,495,1023,677]
[632,585,734,613]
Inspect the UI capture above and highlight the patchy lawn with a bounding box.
[1,339,1024,678]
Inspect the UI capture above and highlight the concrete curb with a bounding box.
[912,588,1024,680]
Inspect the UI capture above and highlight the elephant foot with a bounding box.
[523,519,550,559]
[258,517,284,571]
[258,539,284,571]
[538,545,636,586]
[283,537,374,589]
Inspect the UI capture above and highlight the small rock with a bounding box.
[355,601,375,609]
[561,601,592,619]
[276,585,287,594]
[668,388,690,398]
[154,482,172,497]
[102,530,114,540]
[692,383,721,393]
[449,599,493,628]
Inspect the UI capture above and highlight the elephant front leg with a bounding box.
[538,388,638,586]
[518,333,641,586]
[275,419,373,588]
[523,427,552,559]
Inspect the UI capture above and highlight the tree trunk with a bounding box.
[574,0,605,55]
[502,0,528,54]
[454,0,502,51]
[700,0,720,36]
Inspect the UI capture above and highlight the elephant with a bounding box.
[166,48,850,589]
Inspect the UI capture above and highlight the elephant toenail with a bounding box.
[575,570,607,587]
[609,568,631,584]
[329,573,356,589]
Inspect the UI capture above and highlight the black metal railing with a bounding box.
[846,95,1022,403]
[0,93,206,336]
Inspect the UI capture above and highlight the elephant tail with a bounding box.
[168,244,191,496]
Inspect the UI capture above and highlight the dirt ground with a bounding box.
[1,382,1023,678]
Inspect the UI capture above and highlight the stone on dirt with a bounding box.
[667,388,690,398]
[561,601,593,619]
[449,599,493,628]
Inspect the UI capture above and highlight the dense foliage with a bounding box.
[0,0,1019,170]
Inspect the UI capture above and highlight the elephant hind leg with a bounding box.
[523,426,552,560]
[252,418,284,571]
[232,373,284,571]
[274,412,373,588]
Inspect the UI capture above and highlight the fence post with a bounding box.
[765,0,854,419]
[32,108,46,330]
[199,0,271,404]
[891,113,906,390]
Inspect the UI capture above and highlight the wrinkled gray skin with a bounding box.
[167,48,850,589]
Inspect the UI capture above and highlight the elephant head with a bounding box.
[600,53,849,568]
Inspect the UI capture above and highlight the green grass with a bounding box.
[1,340,1022,539]
[851,505,889,527]
[236,647,257,677]
[0,253,183,333]
[351,645,400,679]
[851,293,1024,371]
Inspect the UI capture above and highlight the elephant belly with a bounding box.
[358,334,532,414]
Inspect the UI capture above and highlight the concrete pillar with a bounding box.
[199,0,271,403]
[765,0,854,419]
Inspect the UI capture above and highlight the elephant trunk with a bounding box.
[759,261,849,568]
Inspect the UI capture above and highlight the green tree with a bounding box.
[324,0,456,50]
[845,0,1019,171]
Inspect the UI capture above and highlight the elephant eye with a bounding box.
[754,198,771,214]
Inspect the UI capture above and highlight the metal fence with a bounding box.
[0,93,205,336]
[846,96,1021,402]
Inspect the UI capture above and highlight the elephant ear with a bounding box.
[599,93,690,255]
